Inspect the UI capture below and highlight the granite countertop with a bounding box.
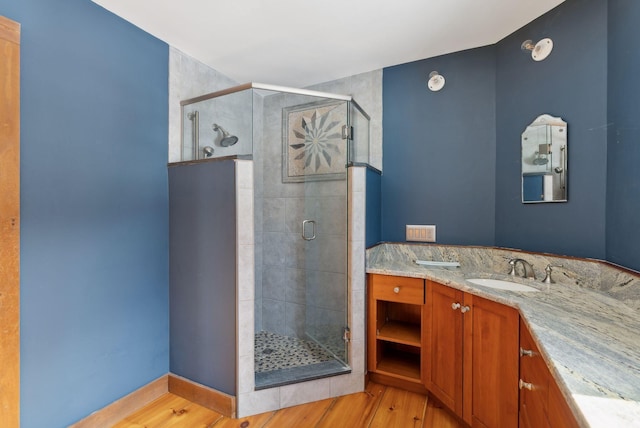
[366,243,640,428]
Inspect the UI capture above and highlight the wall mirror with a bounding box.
[521,114,567,203]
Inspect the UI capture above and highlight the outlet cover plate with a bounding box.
[406,225,436,242]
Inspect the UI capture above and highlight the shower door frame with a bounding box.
[257,84,354,380]
[295,97,351,366]
[181,82,352,105]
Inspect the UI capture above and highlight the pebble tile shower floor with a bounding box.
[255,331,335,372]
[254,331,350,389]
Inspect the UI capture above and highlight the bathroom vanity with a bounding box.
[366,243,640,428]
[368,273,575,427]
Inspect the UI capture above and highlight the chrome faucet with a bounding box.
[509,258,536,279]
[542,264,563,284]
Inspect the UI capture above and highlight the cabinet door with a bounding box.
[466,294,519,428]
[519,321,550,428]
[423,281,464,415]
[548,379,580,428]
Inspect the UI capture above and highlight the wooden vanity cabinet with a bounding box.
[519,320,579,428]
[368,275,578,427]
[423,280,519,427]
[367,274,426,391]
[422,280,464,414]
[548,377,580,428]
[469,293,520,427]
[519,320,550,428]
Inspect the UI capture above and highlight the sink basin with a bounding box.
[467,278,540,292]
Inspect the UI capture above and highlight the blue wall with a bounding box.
[606,0,640,270]
[381,0,628,266]
[495,0,607,258]
[382,46,497,245]
[0,1,170,426]
[169,161,237,395]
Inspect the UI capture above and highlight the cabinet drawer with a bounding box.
[371,274,424,304]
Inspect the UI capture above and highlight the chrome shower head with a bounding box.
[212,123,239,147]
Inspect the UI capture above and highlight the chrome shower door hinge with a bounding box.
[343,326,351,343]
[342,125,353,140]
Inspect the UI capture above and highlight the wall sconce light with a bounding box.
[427,71,445,91]
[521,38,553,61]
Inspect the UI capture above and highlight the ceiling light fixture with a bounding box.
[521,38,553,61]
[427,71,445,91]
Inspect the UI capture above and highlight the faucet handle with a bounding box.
[542,264,563,284]
[509,258,536,279]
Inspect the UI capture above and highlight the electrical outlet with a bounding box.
[406,225,436,242]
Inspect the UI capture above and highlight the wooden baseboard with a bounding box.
[168,374,236,418]
[69,375,168,428]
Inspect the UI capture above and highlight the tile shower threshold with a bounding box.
[254,360,351,390]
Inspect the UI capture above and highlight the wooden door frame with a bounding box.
[0,15,21,428]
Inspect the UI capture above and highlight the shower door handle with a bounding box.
[302,220,316,241]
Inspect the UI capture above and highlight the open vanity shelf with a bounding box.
[376,319,421,346]
[375,342,421,380]
[368,275,425,386]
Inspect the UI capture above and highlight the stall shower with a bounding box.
[175,83,370,395]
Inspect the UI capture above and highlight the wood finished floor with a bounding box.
[113,381,463,428]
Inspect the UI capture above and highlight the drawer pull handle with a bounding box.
[520,347,534,357]
[519,379,534,390]
[393,286,400,294]
[451,302,461,310]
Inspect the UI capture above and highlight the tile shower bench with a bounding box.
[366,243,640,427]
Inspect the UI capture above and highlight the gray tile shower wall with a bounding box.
[253,93,265,333]
[168,47,239,162]
[307,70,383,171]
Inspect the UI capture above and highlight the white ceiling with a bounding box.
[92,0,564,88]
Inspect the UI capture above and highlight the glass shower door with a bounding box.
[257,89,352,389]
[285,98,350,366]
[302,177,349,365]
